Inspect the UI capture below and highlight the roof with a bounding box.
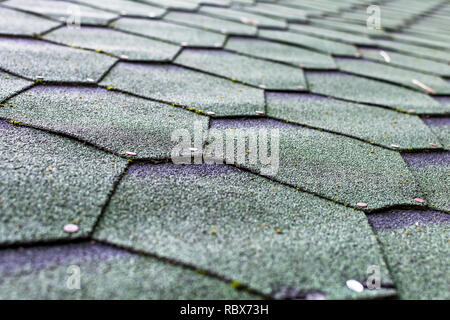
[0,0,448,300]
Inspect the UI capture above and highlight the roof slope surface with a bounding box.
[0,0,448,300]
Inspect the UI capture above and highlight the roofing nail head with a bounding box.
[356,202,367,208]
[346,280,364,293]
[125,151,137,156]
[63,224,79,234]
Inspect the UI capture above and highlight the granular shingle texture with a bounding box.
[266,93,441,150]
[95,164,395,299]
[370,212,449,299]
[0,71,32,102]
[2,86,208,159]
[0,6,61,36]
[0,0,448,300]
[3,0,118,26]
[175,49,307,90]
[74,0,166,18]
[0,242,257,299]
[207,119,422,210]
[0,121,127,244]
[44,27,180,61]
[306,72,448,115]
[402,152,450,212]
[0,38,117,82]
[164,11,257,36]
[100,62,265,116]
[225,37,336,69]
[111,18,226,47]
[335,58,450,95]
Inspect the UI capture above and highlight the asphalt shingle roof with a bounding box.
[0,0,448,300]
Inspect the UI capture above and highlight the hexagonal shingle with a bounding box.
[259,29,358,57]
[290,24,375,46]
[175,49,307,90]
[0,38,117,82]
[359,48,450,77]
[141,0,199,11]
[0,71,32,102]
[0,242,257,299]
[242,3,308,22]
[94,163,395,299]
[3,0,118,26]
[200,6,287,29]
[111,18,226,47]
[266,93,441,150]
[226,37,336,69]
[402,152,450,212]
[164,11,257,36]
[0,121,128,244]
[3,86,208,159]
[370,211,450,299]
[422,116,450,149]
[75,0,166,18]
[306,71,448,115]
[207,119,422,210]
[336,58,450,95]
[44,27,180,61]
[100,62,265,116]
[0,7,61,36]
[375,39,450,63]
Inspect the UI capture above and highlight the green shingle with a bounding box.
[0,71,32,102]
[306,72,447,115]
[290,24,375,45]
[164,11,257,36]
[94,163,395,299]
[100,62,265,116]
[389,32,450,51]
[175,49,307,90]
[111,18,226,47]
[402,153,450,212]
[3,0,118,25]
[375,222,449,299]
[75,0,166,18]
[309,17,388,37]
[266,93,441,150]
[422,116,450,149]
[359,48,450,77]
[0,38,117,82]
[207,119,422,210]
[375,39,450,63]
[258,29,358,56]
[141,0,199,11]
[336,58,450,95]
[44,27,180,61]
[0,7,61,36]
[225,37,336,69]
[200,6,287,28]
[3,86,208,159]
[0,121,127,244]
[0,242,257,299]
[241,3,309,22]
